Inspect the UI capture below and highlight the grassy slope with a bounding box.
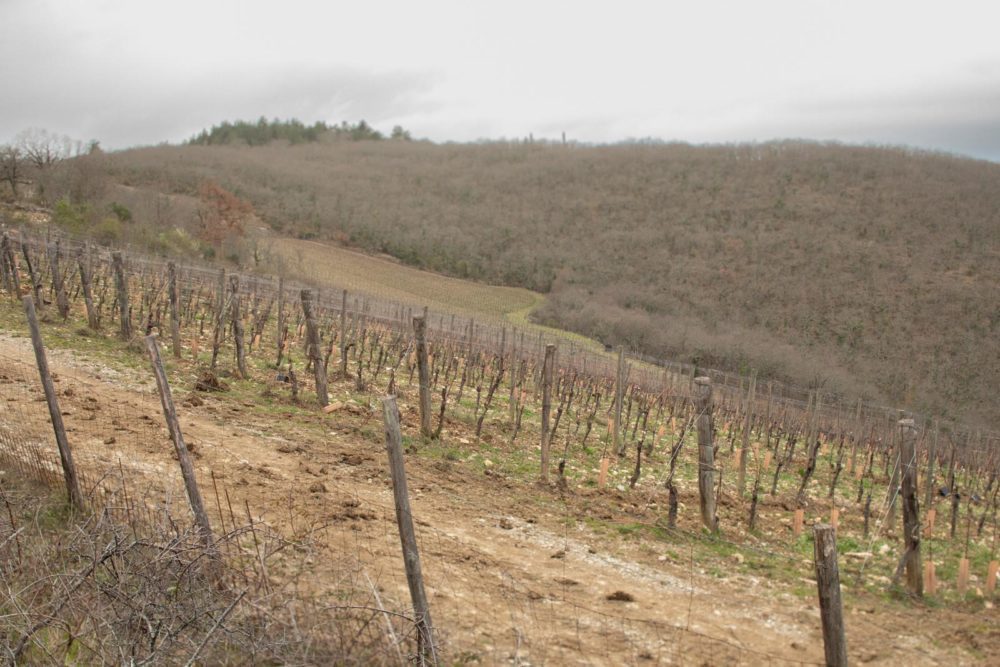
[96,139,1000,428]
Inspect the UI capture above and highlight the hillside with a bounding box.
[25,139,1000,428]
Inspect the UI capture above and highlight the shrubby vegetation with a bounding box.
[7,136,999,429]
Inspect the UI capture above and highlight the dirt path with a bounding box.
[0,333,994,666]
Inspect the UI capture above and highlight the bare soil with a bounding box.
[0,332,996,666]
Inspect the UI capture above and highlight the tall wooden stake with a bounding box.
[899,418,923,596]
[301,289,328,406]
[230,276,248,378]
[381,396,436,664]
[145,335,214,549]
[413,315,432,438]
[540,343,556,483]
[112,251,131,340]
[695,376,718,532]
[340,289,349,378]
[76,248,98,330]
[167,261,182,358]
[738,368,757,497]
[23,296,84,511]
[614,346,625,457]
[814,524,848,666]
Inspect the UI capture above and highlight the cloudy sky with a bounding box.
[2,0,999,160]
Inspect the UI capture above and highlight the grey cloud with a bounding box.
[1,62,440,149]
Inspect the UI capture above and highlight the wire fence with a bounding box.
[0,225,997,664]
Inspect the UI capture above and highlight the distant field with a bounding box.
[264,237,605,351]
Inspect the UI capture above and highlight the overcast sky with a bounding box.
[2,0,999,160]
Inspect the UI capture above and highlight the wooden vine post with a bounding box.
[695,376,718,532]
[230,276,248,378]
[2,233,22,302]
[47,241,69,320]
[23,296,84,511]
[275,275,286,367]
[340,289,349,378]
[813,524,848,666]
[381,396,436,665]
[413,314,433,438]
[210,268,226,370]
[738,368,757,497]
[540,343,556,484]
[923,420,938,510]
[76,248,98,330]
[899,418,923,596]
[167,261,182,358]
[145,335,215,550]
[300,289,328,406]
[112,251,131,340]
[613,346,625,457]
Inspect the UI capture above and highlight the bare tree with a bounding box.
[16,127,81,170]
[0,144,28,198]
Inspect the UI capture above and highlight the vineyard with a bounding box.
[0,226,997,665]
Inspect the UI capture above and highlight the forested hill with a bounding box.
[46,138,1000,429]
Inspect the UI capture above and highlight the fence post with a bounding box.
[413,315,432,438]
[77,248,98,330]
[167,261,182,358]
[613,346,625,457]
[145,335,214,549]
[381,396,436,665]
[23,296,84,511]
[231,276,248,378]
[275,275,286,367]
[2,233,22,302]
[738,368,757,497]
[47,241,69,320]
[210,268,225,370]
[695,376,718,532]
[340,289,349,377]
[300,289,328,406]
[923,420,938,511]
[540,343,556,483]
[111,251,131,340]
[814,524,848,666]
[898,418,923,596]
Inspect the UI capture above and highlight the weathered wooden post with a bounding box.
[924,420,938,511]
[145,335,214,549]
[2,233,22,302]
[300,289,328,406]
[47,241,69,320]
[230,276,248,378]
[381,396,436,665]
[695,376,718,532]
[23,296,84,511]
[22,242,43,311]
[613,346,626,457]
[111,251,131,340]
[540,343,556,484]
[167,261,182,358]
[0,232,12,294]
[77,248,98,329]
[738,368,757,497]
[413,315,432,438]
[814,524,848,666]
[898,418,922,596]
[210,268,226,370]
[275,275,286,367]
[339,289,349,377]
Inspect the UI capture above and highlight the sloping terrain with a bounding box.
[65,139,1000,430]
[0,324,995,666]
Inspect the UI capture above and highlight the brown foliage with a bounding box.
[197,180,251,248]
[82,140,1000,428]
